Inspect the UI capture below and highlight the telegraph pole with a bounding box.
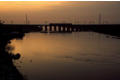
[25,14,29,24]
[98,13,102,24]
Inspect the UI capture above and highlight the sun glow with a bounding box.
[0,1,64,11]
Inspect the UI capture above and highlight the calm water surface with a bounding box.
[9,32,120,80]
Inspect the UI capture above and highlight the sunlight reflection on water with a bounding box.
[9,32,120,80]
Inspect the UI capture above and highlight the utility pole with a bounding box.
[98,13,102,24]
[25,14,29,24]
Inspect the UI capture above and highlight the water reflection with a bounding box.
[10,32,120,80]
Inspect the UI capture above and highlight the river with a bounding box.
[9,32,120,80]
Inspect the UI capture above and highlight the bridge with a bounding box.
[0,23,120,37]
[0,23,120,32]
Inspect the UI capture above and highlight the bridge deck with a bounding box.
[0,24,120,37]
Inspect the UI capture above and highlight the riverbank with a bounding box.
[0,32,24,80]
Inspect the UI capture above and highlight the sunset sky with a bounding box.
[0,1,120,24]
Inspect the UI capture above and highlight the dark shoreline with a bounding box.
[0,32,24,80]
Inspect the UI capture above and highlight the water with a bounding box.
[9,32,120,80]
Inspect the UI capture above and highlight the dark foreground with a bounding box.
[0,24,120,80]
[0,32,24,79]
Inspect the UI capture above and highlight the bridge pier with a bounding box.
[71,27,75,32]
[63,26,66,32]
[70,27,72,32]
[45,25,48,32]
[58,26,61,32]
[67,27,70,32]
[75,27,79,32]
[78,27,81,31]
[49,26,52,31]
[54,26,57,31]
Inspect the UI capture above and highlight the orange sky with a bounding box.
[0,1,120,24]
[0,1,65,11]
